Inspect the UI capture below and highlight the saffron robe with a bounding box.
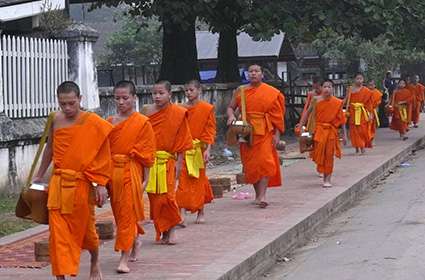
[390,89,414,134]
[410,84,424,124]
[311,96,346,175]
[301,90,321,121]
[48,112,112,276]
[368,89,383,144]
[235,82,285,187]
[177,101,216,212]
[347,86,373,148]
[147,104,193,240]
[108,112,155,252]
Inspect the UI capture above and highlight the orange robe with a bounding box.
[312,96,346,175]
[177,101,216,212]
[301,90,321,120]
[368,89,383,144]
[410,84,424,124]
[235,82,285,187]
[295,90,320,136]
[390,88,414,134]
[47,112,112,277]
[147,104,193,240]
[108,112,156,252]
[347,86,373,148]
[406,84,417,124]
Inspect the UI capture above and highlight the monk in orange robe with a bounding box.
[144,80,193,244]
[107,81,156,273]
[345,73,373,155]
[295,76,322,136]
[32,81,112,280]
[227,65,285,208]
[300,79,346,187]
[366,80,383,146]
[415,75,425,114]
[410,75,425,127]
[390,79,414,140]
[177,80,216,225]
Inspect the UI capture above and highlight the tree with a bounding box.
[91,0,200,84]
[100,16,162,66]
[312,28,425,85]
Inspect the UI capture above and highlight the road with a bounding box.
[265,148,425,280]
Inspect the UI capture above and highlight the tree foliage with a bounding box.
[312,28,425,86]
[90,0,425,83]
[100,16,162,66]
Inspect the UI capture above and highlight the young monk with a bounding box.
[345,73,373,155]
[366,80,383,146]
[295,76,322,136]
[299,79,346,187]
[177,80,216,225]
[390,79,414,140]
[107,81,156,273]
[410,75,424,127]
[227,64,285,208]
[415,75,425,113]
[32,81,112,280]
[144,80,193,244]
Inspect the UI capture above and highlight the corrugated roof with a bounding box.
[0,0,32,8]
[196,31,285,60]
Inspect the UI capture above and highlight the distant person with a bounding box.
[390,79,414,140]
[299,79,346,187]
[383,71,396,99]
[344,73,373,155]
[366,80,383,147]
[295,76,322,135]
[409,75,425,127]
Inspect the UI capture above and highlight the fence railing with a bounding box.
[0,35,68,118]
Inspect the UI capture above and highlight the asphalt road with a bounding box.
[265,148,425,280]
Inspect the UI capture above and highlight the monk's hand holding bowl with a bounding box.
[95,186,107,207]
[32,176,43,184]
[272,131,280,148]
[203,148,210,163]
[227,114,236,126]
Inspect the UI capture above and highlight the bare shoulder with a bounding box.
[142,104,156,116]
[52,111,65,127]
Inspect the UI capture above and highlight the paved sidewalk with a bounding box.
[0,124,424,280]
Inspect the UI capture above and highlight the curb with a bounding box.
[208,135,425,280]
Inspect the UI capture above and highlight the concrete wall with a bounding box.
[0,114,46,194]
[0,83,238,194]
[99,83,238,142]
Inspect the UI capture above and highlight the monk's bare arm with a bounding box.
[175,152,184,190]
[226,90,238,125]
[33,125,53,182]
[142,167,150,192]
[203,144,212,163]
[299,104,313,129]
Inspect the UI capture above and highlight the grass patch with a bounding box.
[0,195,37,237]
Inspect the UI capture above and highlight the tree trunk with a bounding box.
[215,28,240,83]
[159,17,199,84]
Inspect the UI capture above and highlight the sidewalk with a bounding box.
[1,124,424,280]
